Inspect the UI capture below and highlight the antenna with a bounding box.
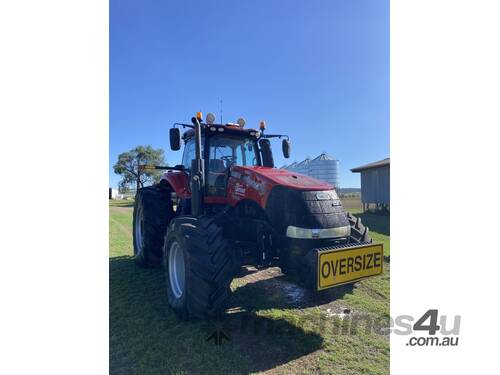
[220,98,223,124]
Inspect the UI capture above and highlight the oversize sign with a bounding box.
[317,243,384,290]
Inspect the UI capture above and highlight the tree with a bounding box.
[113,145,166,192]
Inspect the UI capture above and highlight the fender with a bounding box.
[161,171,191,198]
[225,168,273,208]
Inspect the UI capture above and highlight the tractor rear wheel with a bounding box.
[133,184,174,267]
[163,216,234,320]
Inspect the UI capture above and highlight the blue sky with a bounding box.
[110,0,389,188]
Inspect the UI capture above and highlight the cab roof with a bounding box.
[182,123,261,141]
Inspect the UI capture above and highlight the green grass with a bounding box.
[110,200,390,374]
[340,197,363,213]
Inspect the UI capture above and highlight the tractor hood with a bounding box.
[232,166,333,191]
[227,166,345,234]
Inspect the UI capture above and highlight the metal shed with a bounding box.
[351,158,390,211]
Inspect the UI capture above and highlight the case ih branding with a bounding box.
[132,113,384,320]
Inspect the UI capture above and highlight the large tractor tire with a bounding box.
[163,216,234,320]
[279,238,308,275]
[346,212,372,244]
[133,184,174,267]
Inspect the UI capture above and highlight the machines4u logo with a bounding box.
[392,309,461,347]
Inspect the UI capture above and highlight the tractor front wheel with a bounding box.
[163,216,234,320]
[346,212,372,244]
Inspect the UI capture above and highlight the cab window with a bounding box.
[206,135,259,196]
[181,139,204,171]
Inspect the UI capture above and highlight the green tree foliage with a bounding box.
[113,145,166,191]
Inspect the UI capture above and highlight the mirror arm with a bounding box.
[262,134,289,140]
[173,122,195,129]
[139,165,185,172]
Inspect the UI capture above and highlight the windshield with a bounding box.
[208,135,260,169]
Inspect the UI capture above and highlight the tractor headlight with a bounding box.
[286,225,350,239]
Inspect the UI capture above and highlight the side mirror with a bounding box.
[282,139,291,158]
[169,128,181,151]
[259,138,274,168]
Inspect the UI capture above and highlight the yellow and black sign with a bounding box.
[317,243,384,290]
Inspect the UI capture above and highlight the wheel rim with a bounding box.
[134,206,144,254]
[168,241,185,298]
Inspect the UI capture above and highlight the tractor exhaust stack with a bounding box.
[190,115,205,217]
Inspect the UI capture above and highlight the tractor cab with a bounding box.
[204,133,260,196]
[170,112,291,199]
[182,127,262,196]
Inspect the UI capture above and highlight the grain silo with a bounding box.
[309,153,340,188]
[284,153,340,188]
[281,161,297,170]
[294,158,311,175]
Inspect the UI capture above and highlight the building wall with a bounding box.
[109,188,119,199]
[360,165,390,205]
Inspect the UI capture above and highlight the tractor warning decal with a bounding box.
[232,182,247,198]
[317,243,383,290]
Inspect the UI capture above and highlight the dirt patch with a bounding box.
[233,266,353,313]
[231,267,373,331]
[235,267,308,305]
[325,307,352,319]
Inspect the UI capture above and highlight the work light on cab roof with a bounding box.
[236,117,246,128]
[206,112,216,124]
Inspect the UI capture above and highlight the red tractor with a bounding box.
[133,113,383,320]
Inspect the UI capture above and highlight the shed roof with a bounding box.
[351,158,390,173]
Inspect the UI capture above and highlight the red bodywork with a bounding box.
[162,171,191,198]
[162,166,332,210]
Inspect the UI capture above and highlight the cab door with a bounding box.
[206,138,234,197]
